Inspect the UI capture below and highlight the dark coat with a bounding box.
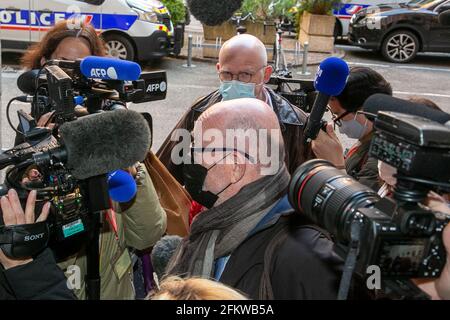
[0,249,76,300]
[157,88,314,183]
[219,213,344,300]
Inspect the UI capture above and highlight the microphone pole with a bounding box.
[84,174,111,300]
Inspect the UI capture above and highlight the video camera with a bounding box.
[268,76,316,113]
[289,111,450,298]
[1,57,159,257]
[17,56,167,128]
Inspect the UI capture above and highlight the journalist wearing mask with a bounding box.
[311,67,393,191]
[0,19,167,300]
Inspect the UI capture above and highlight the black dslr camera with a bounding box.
[289,112,450,290]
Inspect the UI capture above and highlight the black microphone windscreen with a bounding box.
[59,110,151,180]
[151,235,183,279]
[363,94,450,124]
[187,0,243,26]
[439,10,450,26]
[17,70,40,95]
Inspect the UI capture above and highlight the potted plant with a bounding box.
[298,0,342,53]
[203,0,296,45]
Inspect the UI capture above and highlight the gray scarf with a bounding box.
[165,165,290,278]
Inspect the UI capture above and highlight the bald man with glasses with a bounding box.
[158,34,313,184]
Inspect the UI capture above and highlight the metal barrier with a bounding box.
[182,34,197,68]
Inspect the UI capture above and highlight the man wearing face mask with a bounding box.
[157,34,313,184]
[311,67,393,191]
[164,98,343,300]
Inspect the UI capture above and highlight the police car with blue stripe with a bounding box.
[0,0,181,62]
[334,0,406,37]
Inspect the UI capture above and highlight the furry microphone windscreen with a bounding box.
[59,110,151,180]
[151,235,183,279]
[187,0,243,26]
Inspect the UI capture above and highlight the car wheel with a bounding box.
[104,34,135,61]
[381,30,419,63]
[334,19,343,40]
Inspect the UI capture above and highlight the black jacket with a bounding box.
[0,249,76,300]
[157,88,314,183]
[219,212,344,300]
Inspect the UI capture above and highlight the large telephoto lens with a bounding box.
[288,159,380,244]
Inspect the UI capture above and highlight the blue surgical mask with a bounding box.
[339,117,368,140]
[219,80,256,101]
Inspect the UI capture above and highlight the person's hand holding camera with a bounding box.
[311,123,346,169]
[0,189,50,270]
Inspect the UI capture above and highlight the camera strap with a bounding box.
[337,220,362,300]
[0,222,49,259]
[105,209,119,241]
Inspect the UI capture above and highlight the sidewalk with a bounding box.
[180,16,345,67]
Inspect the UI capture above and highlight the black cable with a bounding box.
[6,98,26,137]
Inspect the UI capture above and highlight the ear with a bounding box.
[263,65,273,83]
[216,62,221,73]
[40,57,46,67]
[230,153,246,184]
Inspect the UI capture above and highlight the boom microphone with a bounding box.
[151,235,183,279]
[80,56,142,81]
[187,0,243,26]
[32,110,151,180]
[363,94,450,125]
[303,57,350,143]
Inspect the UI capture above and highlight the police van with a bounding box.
[0,0,180,62]
[334,0,406,37]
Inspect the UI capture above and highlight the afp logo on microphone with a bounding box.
[90,67,119,80]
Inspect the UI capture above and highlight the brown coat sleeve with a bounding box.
[156,107,197,184]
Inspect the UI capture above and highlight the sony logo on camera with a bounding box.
[24,233,45,242]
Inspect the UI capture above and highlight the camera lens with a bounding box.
[288,159,380,243]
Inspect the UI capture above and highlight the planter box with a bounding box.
[203,21,276,45]
[299,30,334,53]
[299,11,335,53]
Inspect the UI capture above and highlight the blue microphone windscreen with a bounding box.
[80,56,142,81]
[314,57,350,96]
[108,170,137,203]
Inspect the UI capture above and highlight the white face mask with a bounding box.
[338,113,368,140]
[378,161,397,187]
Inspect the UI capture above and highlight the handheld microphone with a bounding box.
[80,56,142,81]
[151,235,183,279]
[107,170,137,203]
[303,57,350,143]
[187,0,243,26]
[363,94,450,125]
[31,109,151,180]
[438,9,450,26]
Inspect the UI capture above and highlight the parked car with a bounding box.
[333,0,407,37]
[348,0,450,62]
[0,0,183,62]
